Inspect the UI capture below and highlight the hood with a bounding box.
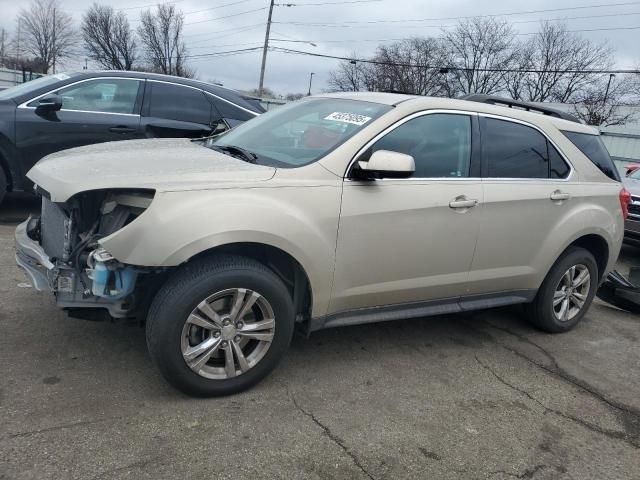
[623,176,640,197]
[27,138,276,202]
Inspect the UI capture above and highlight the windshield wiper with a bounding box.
[207,144,258,163]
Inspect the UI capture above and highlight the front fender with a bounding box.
[100,187,342,316]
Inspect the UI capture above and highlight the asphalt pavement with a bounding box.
[1,193,639,479]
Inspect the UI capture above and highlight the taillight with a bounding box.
[620,187,631,220]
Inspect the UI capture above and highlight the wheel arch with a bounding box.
[185,242,313,321]
[566,234,609,282]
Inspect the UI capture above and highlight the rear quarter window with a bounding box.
[562,131,620,181]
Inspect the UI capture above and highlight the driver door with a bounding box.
[330,112,482,314]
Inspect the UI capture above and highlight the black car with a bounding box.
[0,71,264,203]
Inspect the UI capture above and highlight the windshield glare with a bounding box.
[209,98,392,167]
[0,72,78,100]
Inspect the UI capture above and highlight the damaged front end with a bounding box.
[15,188,163,320]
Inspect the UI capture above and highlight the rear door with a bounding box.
[141,81,215,138]
[467,115,579,296]
[15,77,143,173]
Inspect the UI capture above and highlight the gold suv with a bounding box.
[16,93,627,396]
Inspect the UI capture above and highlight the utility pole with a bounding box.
[603,73,615,106]
[52,7,57,74]
[307,72,315,96]
[15,20,21,85]
[258,0,275,97]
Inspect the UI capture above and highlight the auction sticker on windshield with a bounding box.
[324,112,372,126]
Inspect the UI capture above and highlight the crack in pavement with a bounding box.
[476,320,640,443]
[474,355,639,449]
[489,464,546,479]
[285,386,376,480]
[87,455,162,480]
[6,416,118,439]
[484,321,639,415]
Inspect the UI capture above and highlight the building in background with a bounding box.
[535,103,640,173]
[600,125,640,173]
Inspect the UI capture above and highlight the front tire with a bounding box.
[146,255,295,397]
[526,247,598,333]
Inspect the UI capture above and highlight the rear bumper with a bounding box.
[14,217,55,291]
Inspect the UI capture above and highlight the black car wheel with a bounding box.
[526,247,598,333]
[146,254,295,397]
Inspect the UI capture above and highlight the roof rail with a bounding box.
[460,94,582,124]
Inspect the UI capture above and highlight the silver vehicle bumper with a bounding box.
[14,217,55,291]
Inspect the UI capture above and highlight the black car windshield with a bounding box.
[0,72,81,100]
[206,98,392,167]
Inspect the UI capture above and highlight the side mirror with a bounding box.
[354,150,415,179]
[36,94,63,112]
[625,165,640,177]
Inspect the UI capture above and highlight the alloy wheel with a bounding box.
[552,264,591,322]
[180,288,276,379]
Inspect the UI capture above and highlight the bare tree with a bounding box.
[328,55,375,92]
[82,3,137,70]
[17,0,75,73]
[441,18,517,96]
[507,22,613,103]
[285,92,305,101]
[328,40,449,95]
[138,4,193,78]
[571,74,636,126]
[373,38,449,95]
[247,87,275,98]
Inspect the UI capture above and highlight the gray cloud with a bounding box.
[0,0,638,95]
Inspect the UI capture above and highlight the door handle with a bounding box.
[550,190,570,201]
[109,126,137,134]
[449,196,478,209]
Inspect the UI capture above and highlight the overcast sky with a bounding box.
[0,0,638,95]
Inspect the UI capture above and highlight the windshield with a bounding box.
[0,72,79,100]
[206,98,392,167]
[629,168,640,180]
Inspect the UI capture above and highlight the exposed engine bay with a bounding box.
[25,189,163,319]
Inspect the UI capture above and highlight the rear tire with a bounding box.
[526,247,598,333]
[0,168,7,206]
[146,254,295,397]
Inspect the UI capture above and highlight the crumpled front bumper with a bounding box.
[14,217,55,291]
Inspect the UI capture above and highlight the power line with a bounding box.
[271,23,640,44]
[277,10,640,28]
[275,0,382,5]
[183,0,256,16]
[274,1,640,25]
[184,7,268,25]
[184,23,264,39]
[186,46,264,59]
[189,41,264,50]
[270,46,640,74]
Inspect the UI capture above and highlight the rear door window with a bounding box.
[562,131,620,181]
[148,82,211,125]
[483,118,570,179]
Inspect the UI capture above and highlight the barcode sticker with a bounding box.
[324,112,372,126]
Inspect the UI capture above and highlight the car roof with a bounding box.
[317,91,597,135]
[73,70,264,113]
